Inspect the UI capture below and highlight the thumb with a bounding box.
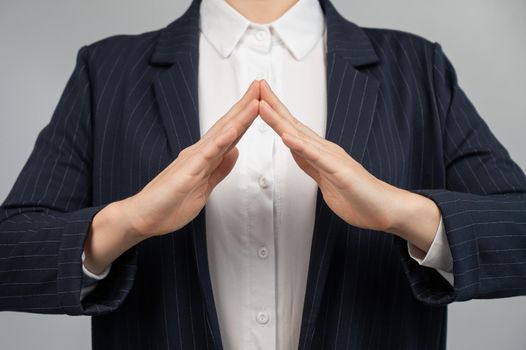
[207,147,239,191]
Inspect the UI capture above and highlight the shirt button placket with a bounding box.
[245,23,276,346]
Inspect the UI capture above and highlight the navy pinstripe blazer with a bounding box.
[2,0,526,349]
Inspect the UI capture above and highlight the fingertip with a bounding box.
[256,80,262,99]
[243,80,258,99]
[259,80,278,107]
[260,79,268,95]
[250,98,260,110]
[252,80,262,100]
[243,99,259,120]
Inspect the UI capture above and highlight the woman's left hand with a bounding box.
[258,80,441,252]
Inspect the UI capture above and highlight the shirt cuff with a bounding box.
[80,250,112,301]
[81,250,112,279]
[407,215,454,286]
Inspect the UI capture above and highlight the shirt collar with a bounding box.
[199,0,325,60]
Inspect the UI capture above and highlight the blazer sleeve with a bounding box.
[0,45,138,316]
[397,42,526,305]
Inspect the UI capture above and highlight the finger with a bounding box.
[282,132,340,175]
[260,80,324,141]
[259,79,297,124]
[202,124,238,160]
[260,85,349,162]
[230,98,260,140]
[213,79,259,129]
[197,98,258,166]
[259,99,297,138]
[207,147,239,191]
[212,98,259,155]
[222,123,247,155]
[259,99,331,161]
[181,125,237,177]
[259,91,348,170]
[201,80,260,141]
[290,150,321,184]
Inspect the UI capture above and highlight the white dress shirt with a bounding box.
[199,0,327,348]
[80,0,454,348]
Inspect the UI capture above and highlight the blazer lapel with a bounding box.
[151,2,201,158]
[153,57,200,157]
[150,1,224,349]
[298,1,381,349]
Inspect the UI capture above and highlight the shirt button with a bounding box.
[255,72,267,80]
[256,311,269,324]
[258,121,268,133]
[258,247,269,259]
[255,30,268,41]
[258,176,269,189]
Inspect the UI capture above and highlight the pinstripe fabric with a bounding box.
[1,0,526,349]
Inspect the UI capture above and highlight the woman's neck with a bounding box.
[225,0,299,24]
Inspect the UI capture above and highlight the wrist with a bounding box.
[385,188,441,252]
[112,197,148,241]
[118,194,156,240]
[83,200,145,275]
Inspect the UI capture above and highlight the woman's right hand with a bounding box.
[122,80,260,238]
[83,80,260,274]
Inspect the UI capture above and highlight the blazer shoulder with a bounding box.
[363,26,436,50]
[361,26,439,64]
[81,29,162,71]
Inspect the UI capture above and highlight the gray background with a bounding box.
[1,0,525,349]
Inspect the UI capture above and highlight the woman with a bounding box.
[1,0,525,349]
